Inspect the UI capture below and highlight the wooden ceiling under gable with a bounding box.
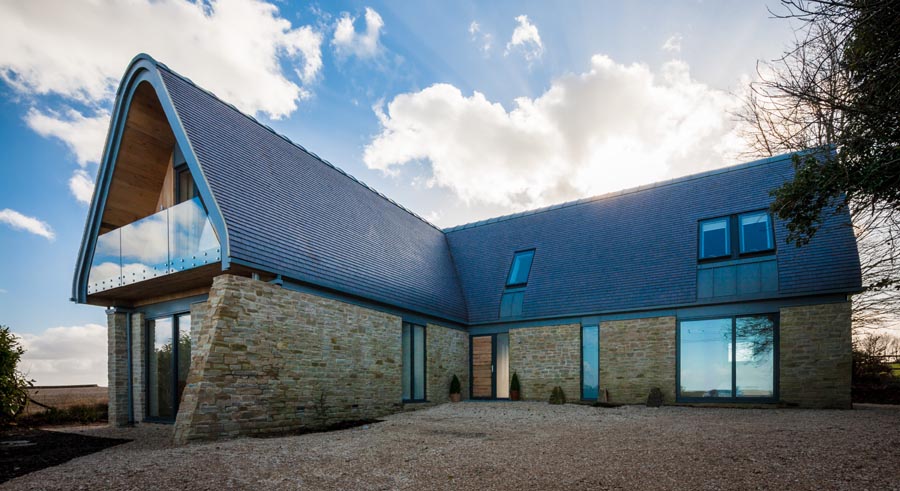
[99,82,176,233]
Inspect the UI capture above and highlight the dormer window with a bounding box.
[699,218,730,259]
[699,211,775,261]
[739,211,774,254]
[506,250,535,287]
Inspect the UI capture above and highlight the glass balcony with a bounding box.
[87,197,221,294]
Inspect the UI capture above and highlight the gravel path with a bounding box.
[4,402,899,490]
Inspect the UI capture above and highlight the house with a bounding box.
[72,55,862,443]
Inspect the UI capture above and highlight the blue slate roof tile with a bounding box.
[444,155,862,324]
[151,59,860,326]
[158,65,469,322]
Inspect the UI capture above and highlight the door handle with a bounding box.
[492,364,495,373]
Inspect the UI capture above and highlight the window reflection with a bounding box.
[736,316,775,397]
[740,212,774,253]
[147,314,192,421]
[699,218,730,259]
[582,325,599,400]
[679,315,776,400]
[148,317,174,419]
[679,318,732,398]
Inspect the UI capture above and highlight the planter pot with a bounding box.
[510,390,520,401]
[450,393,461,403]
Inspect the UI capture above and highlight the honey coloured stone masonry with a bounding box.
[77,55,862,442]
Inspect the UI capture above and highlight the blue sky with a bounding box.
[0,0,801,385]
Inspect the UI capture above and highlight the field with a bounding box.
[24,386,108,415]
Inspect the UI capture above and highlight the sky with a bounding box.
[0,0,829,386]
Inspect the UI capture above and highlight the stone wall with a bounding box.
[509,324,580,401]
[779,301,852,408]
[600,316,676,404]
[174,274,406,443]
[107,309,129,427]
[426,324,469,403]
[130,312,146,423]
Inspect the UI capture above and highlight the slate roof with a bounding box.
[150,59,860,325]
[157,65,469,322]
[445,155,862,324]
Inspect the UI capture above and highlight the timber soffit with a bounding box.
[72,54,232,303]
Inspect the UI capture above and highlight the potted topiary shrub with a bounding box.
[510,372,521,401]
[449,374,462,402]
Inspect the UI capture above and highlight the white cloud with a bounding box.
[0,208,55,240]
[505,15,543,61]
[332,7,384,58]
[1,0,323,205]
[18,324,108,386]
[364,54,747,209]
[0,0,322,120]
[662,33,683,53]
[25,108,109,167]
[469,20,492,54]
[69,169,96,205]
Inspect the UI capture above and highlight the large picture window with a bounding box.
[678,314,777,401]
[402,322,426,402]
[581,325,599,400]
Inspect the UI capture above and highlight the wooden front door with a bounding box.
[471,335,494,398]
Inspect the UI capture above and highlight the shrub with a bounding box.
[549,386,566,405]
[0,326,32,424]
[510,372,521,393]
[449,374,461,395]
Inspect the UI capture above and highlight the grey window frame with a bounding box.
[675,313,780,404]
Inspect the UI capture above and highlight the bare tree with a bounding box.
[739,0,900,333]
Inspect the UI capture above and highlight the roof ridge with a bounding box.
[152,61,443,232]
[442,152,799,233]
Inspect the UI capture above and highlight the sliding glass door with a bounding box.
[147,313,192,421]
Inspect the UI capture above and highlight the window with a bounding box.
[678,315,776,401]
[699,218,730,259]
[581,325,599,400]
[506,250,535,286]
[402,323,426,401]
[175,165,197,204]
[700,211,776,260]
[147,313,192,420]
[739,211,774,253]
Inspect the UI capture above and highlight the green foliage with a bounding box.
[548,386,566,405]
[763,1,900,245]
[449,374,461,395]
[510,372,521,392]
[0,326,32,423]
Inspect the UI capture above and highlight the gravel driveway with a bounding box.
[4,402,899,490]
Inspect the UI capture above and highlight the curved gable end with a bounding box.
[72,55,229,304]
